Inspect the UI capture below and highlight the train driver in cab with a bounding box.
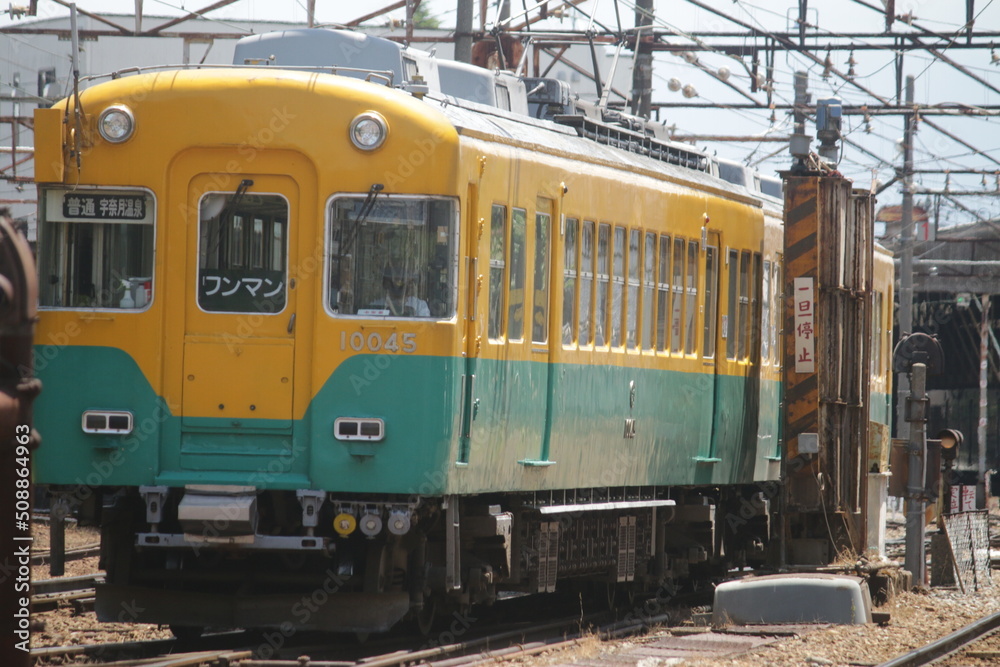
[378,268,430,317]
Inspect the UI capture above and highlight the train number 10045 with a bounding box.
[340,331,417,353]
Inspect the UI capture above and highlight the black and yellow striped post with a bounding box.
[782,172,875,565]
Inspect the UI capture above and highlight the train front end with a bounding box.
[33,66,467,634]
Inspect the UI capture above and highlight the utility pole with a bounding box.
[455,0,474,64]
[905,362,928,586]
[631,0,654,118]
[896,75,916,442]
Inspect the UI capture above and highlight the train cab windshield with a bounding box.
[328,195,457,319]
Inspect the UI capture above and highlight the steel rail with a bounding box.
[33,572,104,595]
[86,649,253,667]
[876,610,1000,667]
[31,542,101,565]
[240,612,670,667]
[240,613,601,667]
[30,637,177,662]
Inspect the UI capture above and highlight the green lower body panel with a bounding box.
[34,346,780,494]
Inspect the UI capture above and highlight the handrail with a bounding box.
[81,63,395,87]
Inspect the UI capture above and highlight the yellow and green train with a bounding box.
[33,29,893,634]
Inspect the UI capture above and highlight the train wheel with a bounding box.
[416,596,437,636]
[601,581,616,610]
[619,582,638,608]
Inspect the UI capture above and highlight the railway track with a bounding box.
[31,573,103,613]
[37,606,669,667]
[234,612,670,667]
[877,609,1000,666]
[31,631,253,665]
[31,542,102,566]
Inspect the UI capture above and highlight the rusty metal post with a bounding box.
[49,496,69,577]
[0,210,40,667]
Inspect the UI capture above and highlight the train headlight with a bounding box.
[98,104,135,144]
[349,112,388,151]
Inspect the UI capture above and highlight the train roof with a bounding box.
[234,28,528,115]
[231,28,778,204]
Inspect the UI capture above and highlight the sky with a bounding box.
[3,0,1000,228]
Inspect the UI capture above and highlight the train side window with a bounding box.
[488,204,507,340]
[643,232,656,350]
[563,218,579,347]
[250,218,266,269]
[612,226,626,348]
[671,237,685,353]
[579,221,595,346]
[596,223,610,346]
[199,192,288,313]
[762,259,772,364]
[627,229,640,350]
[656,235,670,352]
[495,84,512,111]
[685,240,698,355]
[507,208,528,341]
[726,249,739,360]
[328,196,456,318]
[532,208,551,344]
[703,245,718,358]
[38,188,155,309]
[738,250,750,360]
[508,208,527,340]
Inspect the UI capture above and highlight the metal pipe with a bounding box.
[978,295,989,507]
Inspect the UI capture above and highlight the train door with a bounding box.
[699,231,722,462]
[458,183,481,464]
[179,172,301,470]
[521,197,555,464]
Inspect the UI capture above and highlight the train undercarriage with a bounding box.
[52,483,773,635]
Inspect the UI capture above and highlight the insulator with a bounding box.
[667,77,681,92]
[682,84,698,99]
[717,66,730,81]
